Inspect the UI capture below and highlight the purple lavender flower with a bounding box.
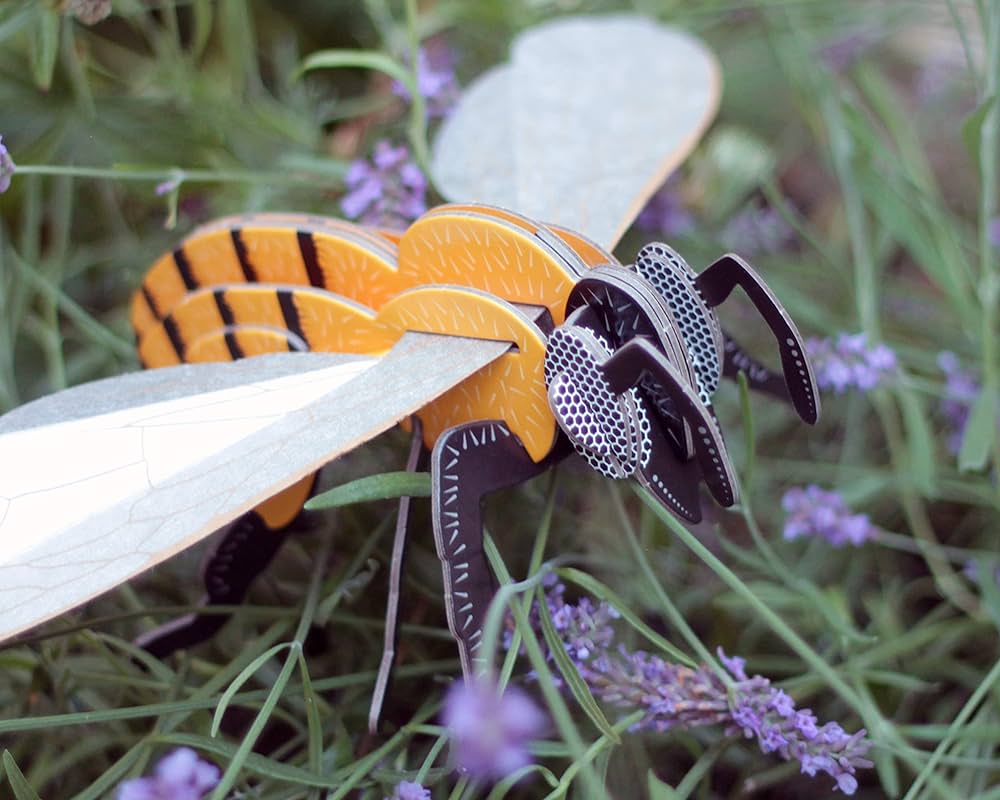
[156,176,180,196]
[913,56,964,104]
[341,140,427,229]
[938,351,981,454]
[720,206,796,257]
[116,748,220,800]
[507,582,873,794]
[989,217,1000,249]
[636,176,694,236]
[781,485,876,547]
[963,560,1000,586]
[388,780,431,800]
[583,647,731,733]
[720,650,872,795]
[393,44,460,120]
[0,136,15,194]
[806,332,898,393]
[441,677,547,780]
[817,31,878,73]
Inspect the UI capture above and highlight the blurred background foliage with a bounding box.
[0,1,998,798]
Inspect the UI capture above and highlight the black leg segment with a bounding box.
[431,421,551,679]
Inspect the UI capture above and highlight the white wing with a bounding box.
[0,332,508,643]
[431,14,721,249]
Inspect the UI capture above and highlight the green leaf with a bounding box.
[30,6,59,92]
[557,567,694,666]
[295,650,324,776]
[971,557,1000,635]
[211,643,293,736]
[647,770,681,800]
[897,390,935,493]
[305,472,431,510]
[535,583,620,744]
[298,49,413,95]
[2,751,42,800]
[961,97,996,173]
[958,388,996,472]
[189,0,214,61]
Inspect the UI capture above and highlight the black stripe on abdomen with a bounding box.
[174,247,197,291]
[141,284,162,320]
[277,289,307,347]
[297,231,325,288]
[224,330,244,360]
[231,229,257,282]
[213,288,236,327]
[163,316,185,361]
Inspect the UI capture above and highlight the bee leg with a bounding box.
[369,418,427,733]
[721,332,796,399]
[135,474,317,658]
[431,421,554,681]
[634,411,704,523]
[695,254,820,424]
[601,338,738,508]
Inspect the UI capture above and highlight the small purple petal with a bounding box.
[116,748,219,800]
[373,141,407,170]
[390,780,431,800]
[344,160,372,186]
[340,140,427,227]
[718,648,748,681]
[442,678,546,780]
[806,332,897,394]
[0,136,15,194]
[937,350,1000,456]
[393,44,460,119]
[340,179,382,219]
[837,773,859,795]
[636,175,694,236]
[781,484,876,547]
[720,206,795,256]
[989,217,1000,248]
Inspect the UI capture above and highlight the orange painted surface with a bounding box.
[137,325,181,367]
[378,285,554,461]
[256,476,315,529]
[545,223,619,268]
[133,203,602,458]
[238,227,309,285]
[397,211,578,324]
[291,289,396,354]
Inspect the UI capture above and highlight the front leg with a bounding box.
[431,421,552,678]
[601,338,738,508]
[696,254,820,424]
[722,332,793,400]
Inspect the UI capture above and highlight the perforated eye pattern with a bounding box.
[544,325,649,479]
[563,269,700,457]
[634,243,723,405]
[565,271,698,395]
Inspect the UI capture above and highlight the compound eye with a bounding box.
[545,325,645,479]
[635,242,723,404]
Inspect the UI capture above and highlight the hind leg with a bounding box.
[135,475,316,656]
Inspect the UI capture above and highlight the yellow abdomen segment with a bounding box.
[137,285,396,367]
[131,214,408,338]
[377,285,555,461]
[397,210,579,325]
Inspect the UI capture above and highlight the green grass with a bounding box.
[1,1,999,798]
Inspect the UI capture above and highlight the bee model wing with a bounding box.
[0,333,509,644]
